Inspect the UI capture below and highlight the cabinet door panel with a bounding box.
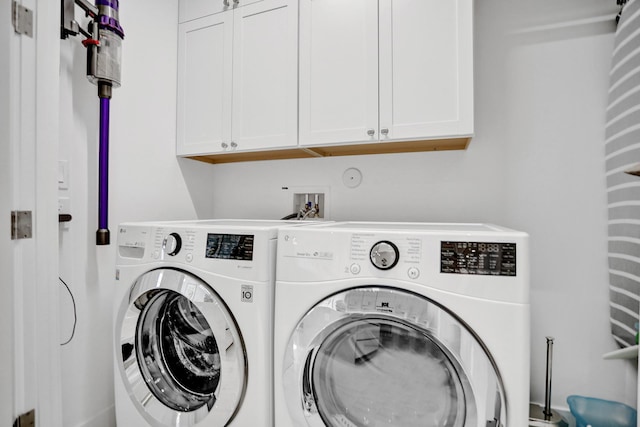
[179,0,263,23]
[379,0,473,140]
[232,0,298,151]
[177,14,233,155]
[179,0,227,23]
[299,0,378,146]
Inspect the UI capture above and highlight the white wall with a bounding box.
[57,2,215,426]
[201,0,638,411]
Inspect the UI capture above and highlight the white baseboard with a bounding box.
[73,405,115,427]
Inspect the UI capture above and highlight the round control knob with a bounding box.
[407,267,420,279]
[370,241,399,270]
[350,263,361,275]
[163,233,182,256]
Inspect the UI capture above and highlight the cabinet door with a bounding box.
[379,0,473,141]
[177,13,233,156]
[179,0,227,23]
[179,0,263,23]
[231,0,298,151]
[298,0,378,146]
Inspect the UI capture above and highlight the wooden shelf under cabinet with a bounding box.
[186,137,471,165]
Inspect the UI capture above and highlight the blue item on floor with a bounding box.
[567,395,637,427]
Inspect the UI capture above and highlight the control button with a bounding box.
[350,263,361,275]
[370,241,399,270]
[185,253,193,263]
[152,250,160,259]
[163,232,182,256]
[408,267,420,279]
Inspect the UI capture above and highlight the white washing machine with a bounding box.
[274,222,530,427]
[114,220,310,427]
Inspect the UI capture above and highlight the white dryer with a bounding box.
[274,222,530,427]
[114,220,307,427]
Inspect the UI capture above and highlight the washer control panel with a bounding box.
[162,232,182,256]
[370,241,399,270]
[117,222,278,283]
[440,241,516,276]
[153,228,196,260]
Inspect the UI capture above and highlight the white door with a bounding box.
[0,2,15,424]
[298,0,378,146]
[232,0,298,151]
[177,11,233,156]
[379,0,474,141]
[1,1,62,426]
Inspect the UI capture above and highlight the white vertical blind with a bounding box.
[606,0,640,348]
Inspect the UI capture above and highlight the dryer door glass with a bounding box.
[116,268,247,427]
[283,287,506,427]
[310,318,465,427]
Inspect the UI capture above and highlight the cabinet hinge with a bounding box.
[13,409,35,427]
[11,210,33,240]
[11,1,34,38]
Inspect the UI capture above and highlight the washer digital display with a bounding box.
[441,241,516,276]
[206,234,254,260]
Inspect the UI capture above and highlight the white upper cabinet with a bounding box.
[177,0,474,162]
[177,12,233,156]
[298,0,379,146]
[379,0,473,141]
[231,0,298,152]
[177,0,298,156]
[299,0,473,147]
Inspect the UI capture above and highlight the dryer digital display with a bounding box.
[441,241,516,276]
[206,234,254,260]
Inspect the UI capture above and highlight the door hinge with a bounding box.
[11,211,33,240]
[11,1,34,38]
[13,409,35,427]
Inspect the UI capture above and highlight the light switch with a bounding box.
[58,160,69,189]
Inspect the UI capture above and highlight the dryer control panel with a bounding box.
[440,241,516,276]
[205,233,254,260]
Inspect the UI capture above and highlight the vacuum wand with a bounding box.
[85,0,124,245]
[61,1,124,245]
[96,83,111,245]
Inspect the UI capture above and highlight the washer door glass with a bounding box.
[137,289,221,411]
[283,287,506,427]
[117,268,246,427]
